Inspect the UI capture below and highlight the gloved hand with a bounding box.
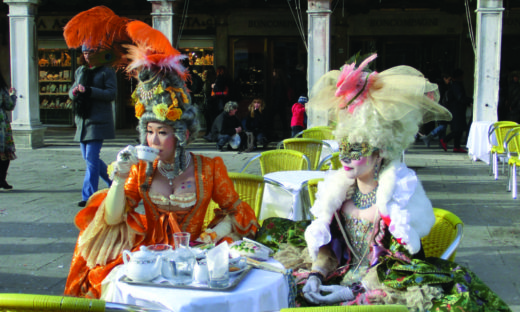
[306,284,355,304]
[114,145,138,178]
[302,275,322,304]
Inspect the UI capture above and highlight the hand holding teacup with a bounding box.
[136,145,160,162]
[113,145,138,179]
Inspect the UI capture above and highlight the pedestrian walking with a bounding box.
[69,45,117,207]
[0,69,17,190]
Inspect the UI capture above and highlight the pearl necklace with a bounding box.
[157,152,191,186]
[352,184,378,210]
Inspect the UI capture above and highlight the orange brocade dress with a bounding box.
[64,154,258,298]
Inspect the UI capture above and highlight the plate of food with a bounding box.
[229,238,273,261]
[228,257,248,275]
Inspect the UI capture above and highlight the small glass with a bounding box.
[206,241,230,288]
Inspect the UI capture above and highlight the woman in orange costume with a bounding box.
[63,7,258,299]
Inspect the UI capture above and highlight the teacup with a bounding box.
[136,145,159,162]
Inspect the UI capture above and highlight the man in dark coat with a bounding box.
[209,101,245,152]
[69,46,117,207]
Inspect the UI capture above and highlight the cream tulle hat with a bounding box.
[307,54,452,161]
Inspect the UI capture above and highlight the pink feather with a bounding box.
[335,54,378,111]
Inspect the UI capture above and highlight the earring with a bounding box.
[374,162,380,181]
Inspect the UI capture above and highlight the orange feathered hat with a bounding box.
[63,6,186,78]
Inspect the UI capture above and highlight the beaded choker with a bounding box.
[157,152,191,186]
[352,184,378,210]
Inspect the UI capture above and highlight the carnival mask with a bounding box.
[339,139,378,163]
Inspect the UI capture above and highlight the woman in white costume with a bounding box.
[260,54,510,311]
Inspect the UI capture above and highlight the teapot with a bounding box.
[122,246,161,282]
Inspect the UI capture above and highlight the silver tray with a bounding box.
[119,266,253,291]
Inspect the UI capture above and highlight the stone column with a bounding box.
[307,0,331,127]
[148,0,177,46]
[4,0,46,149]
[473,0,504,122]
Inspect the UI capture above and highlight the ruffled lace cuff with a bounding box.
[305,220,332,261]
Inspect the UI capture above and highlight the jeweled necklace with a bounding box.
[157,152,191,186]
[352,184,378,210]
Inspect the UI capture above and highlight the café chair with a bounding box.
[240,149,311,175]
[202,172,292,228]
[301,177,324,219]
[0,293,160,311]
[488,121,518,180]
[421,208,464,262]
[294,126,335,140]
[317,152,342,171]
[277,138,330,170]
[504,126,520,198]
[280,305,408,311]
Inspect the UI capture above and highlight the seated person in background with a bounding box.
[211,101,246,152]
[245,98,268,151]
[64,15,258,299]
[260,54,510,311]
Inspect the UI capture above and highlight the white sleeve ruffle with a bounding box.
[377,162,434,254]
[306,170,353,261]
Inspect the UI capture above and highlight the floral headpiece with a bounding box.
[132,83,189,123]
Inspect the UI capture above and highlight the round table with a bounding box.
[101,258,289,312]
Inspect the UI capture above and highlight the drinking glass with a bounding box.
[206,241,230,288]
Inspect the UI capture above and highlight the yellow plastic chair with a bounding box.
[278,138,329,170]
[317,151,342,171]
[505,126,520,198]
[488,121,518,179]
[240,149,311,175]
[295,126,335,140]
[421,208,464,262]
[280,305,408,311]
[203,172,293,228]
[0,293,157,311]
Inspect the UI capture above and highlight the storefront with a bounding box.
[225,11,307,137]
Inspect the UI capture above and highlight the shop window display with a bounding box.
[38,48,75,125]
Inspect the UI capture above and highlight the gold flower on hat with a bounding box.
[153,103,169,121]
[135,102,145,119]
[166,107,182,121]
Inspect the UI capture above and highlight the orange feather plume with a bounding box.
[63,6,131,50]
[125,20,180,57]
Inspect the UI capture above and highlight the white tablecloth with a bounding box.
[260,170,326,221]
[467,121,495,164]
[102,259,289,312]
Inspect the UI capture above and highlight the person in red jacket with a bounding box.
[291,96,307,137]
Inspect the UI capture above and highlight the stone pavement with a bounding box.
[0,127,519,311]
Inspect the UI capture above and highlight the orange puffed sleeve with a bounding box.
[208,157,259,237]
